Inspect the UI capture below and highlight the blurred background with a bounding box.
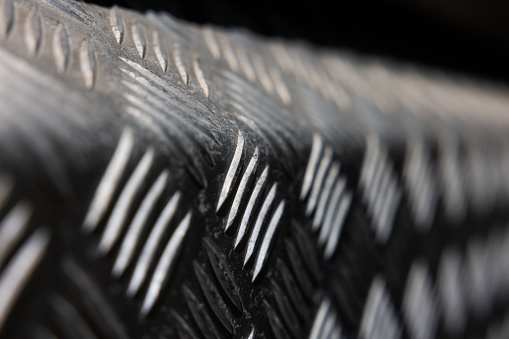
[88,0,509,83]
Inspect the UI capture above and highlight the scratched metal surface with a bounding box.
[1,0,509,338]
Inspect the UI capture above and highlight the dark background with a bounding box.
[89,0,509,83]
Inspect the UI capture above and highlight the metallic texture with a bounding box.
[0,0,509,338]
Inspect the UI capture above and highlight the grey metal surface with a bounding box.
[1,0,509,338]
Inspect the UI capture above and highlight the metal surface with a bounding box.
[1,0,509,338]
